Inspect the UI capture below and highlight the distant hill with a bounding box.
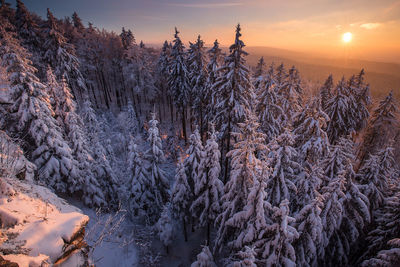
[221,46,400,99]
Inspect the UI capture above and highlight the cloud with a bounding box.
[360,23,381,30]
[166,2,243,8]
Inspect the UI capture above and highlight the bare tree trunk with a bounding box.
[183,219,188,242]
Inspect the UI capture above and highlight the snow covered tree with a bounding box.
[187,35,208,137]
[15,0,41,49]
[256,77,286,143]
[167,28,190,143]
[276,65,302,121]
[156,40,172,121]
[361,238,400,267]
[225,162,271,252]
[319,74,333,112]
[190,124,223,243]
[361,191,400,265]
[358,146,396,213]
[265,129,300,207]
[157,204,174,254]
[293,98,330,164]
[294,196,324,267]
[212,24,253,181]
[214,113,267,252]
[358,91,398,166]
[184,126,204,194]
[126,138,157,219]
[260,199,299,266]
[204,39,223,124]
[145,113,170,209]
[325,77,357,144]
[0,22,80,193]
[253,56,265,92]
[42,8,88,102]
[233,246,258,267]
[321,136,354,184]
[120,27,135,50]
[191,246,217,267]
[323,166,370,266]
[171,157,192,241]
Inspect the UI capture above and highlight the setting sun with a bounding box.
[342,32,352,43]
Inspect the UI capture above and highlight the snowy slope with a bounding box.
[0,177,89,267]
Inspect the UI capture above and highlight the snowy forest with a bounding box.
[0,1,400,266]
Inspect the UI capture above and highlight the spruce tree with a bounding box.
[157,204,174,254]
[171,157,192,241]
[167,28,190,143]
[214,113,266,252]
[184,127,204,196]
[320,74,333,112]
[233,246,258,267]
[191,246,217,267]
[187,35,208,137]
[145,113,170,209]
[212,24,253,182]
[190,124,223,243]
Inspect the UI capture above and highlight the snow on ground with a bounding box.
[0,177,88,267]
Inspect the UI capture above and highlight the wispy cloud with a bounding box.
[360,23,381,30]
[166,2,243,8]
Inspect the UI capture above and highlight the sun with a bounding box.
[342,32,352,43]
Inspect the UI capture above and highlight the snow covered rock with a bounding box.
[0,177,89,267]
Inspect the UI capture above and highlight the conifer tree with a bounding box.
[145,113,170,208]
[358,91,398,166]
[184,127,204,194]
[171,157,192,241]
[204,39,223,124]
[187,35,209,137]
[71,11,84,32]
[190,124,223,243]
[215,113,266,252]
[293,98,330,164]
[157,204,174,254]
[266,129,300,207]
[168,28,190,143]
[212,24,253,182]
[320,74,333,112]
[15,0,41,48]
[253,56,265,92]
[358,146,396,213]
[256,78,286,143]
[325,77,357,144]
[261,200,299,266]
[43,8,88,102]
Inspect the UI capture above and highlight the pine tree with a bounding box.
[361,239,400,267]
[319,74,333,112]
[358,91,398,166]
[184,127,204,195]
[126,138,156,218]
[190,125,223,243]
[225,162,271,252]
[256,77,286,143]
[187,35,209,137]
[358,146,396,213]
[0,22,80,193]
[205,40,223,123]
[294,196,324,267]
[277,65,302,120]
[265,129,300,207]
[168,28,190,143]
[42,8,88,102]
[145,113,170,209]
[191,246,217,267]
[171,157,192,241]
[15,0,41,48]
[212,24,253,182]
[261,199,299,266]
[157,204,174,254]
[253,56,265,92]
[71,11,84,32]
[293,98,330,164]
[214,113,267,252]
[325,77,357,144]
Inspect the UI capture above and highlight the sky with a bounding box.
[8,0,400,63]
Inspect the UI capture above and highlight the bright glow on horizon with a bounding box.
[342,32,352,43]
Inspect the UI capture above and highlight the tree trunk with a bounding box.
[183,219,188,242]
[182,108,187,144]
